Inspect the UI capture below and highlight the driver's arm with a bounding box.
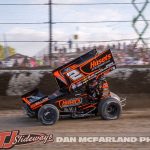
[99,78,110,99]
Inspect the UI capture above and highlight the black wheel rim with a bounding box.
[43,108,56,122]
[106,103,118,116]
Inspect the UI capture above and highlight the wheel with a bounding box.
[23,104,36,118]
[98,98,122,120]
[38,104,59,125]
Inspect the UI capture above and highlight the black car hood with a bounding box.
[48,89,68,100]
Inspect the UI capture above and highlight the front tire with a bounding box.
[38,104,59,125]
[98,98,122,120]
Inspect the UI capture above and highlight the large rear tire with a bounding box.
[38,104,59,125]
[98,98,122,120]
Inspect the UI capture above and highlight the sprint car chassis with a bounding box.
[21,49,126,125]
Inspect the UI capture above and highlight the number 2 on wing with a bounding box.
[67,70,83,81]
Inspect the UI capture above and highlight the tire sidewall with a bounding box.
[99,98,122,120]
[38,104,59,125]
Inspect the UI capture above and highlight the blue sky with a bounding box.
[0,0,149,56]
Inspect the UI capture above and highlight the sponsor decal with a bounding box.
[57,98,81,108]
[80,50,116,74]
[0,130,53,149]
[90,54,112,69]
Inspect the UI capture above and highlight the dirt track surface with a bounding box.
[0,109,150,150]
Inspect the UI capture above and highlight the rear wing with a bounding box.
[53,49,116,91]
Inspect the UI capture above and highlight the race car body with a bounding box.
[21,49,125,125]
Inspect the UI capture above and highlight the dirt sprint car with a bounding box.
[21,49,126,125]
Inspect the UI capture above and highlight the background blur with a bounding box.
[0,0,150,68]
[0,0,150,110]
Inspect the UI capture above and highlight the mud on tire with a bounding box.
[98,98,122,120]
[38,104,59,125]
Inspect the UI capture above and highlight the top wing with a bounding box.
[53,49,116,91]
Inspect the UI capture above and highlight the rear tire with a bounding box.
[38,104,59,125]
[98,98,122,120]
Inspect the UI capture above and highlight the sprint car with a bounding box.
[21,49,126,125]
